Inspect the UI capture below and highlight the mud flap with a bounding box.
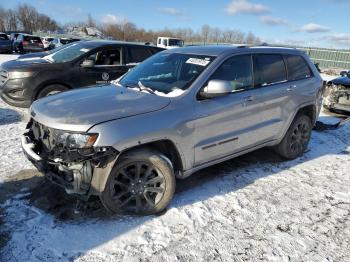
[313,117,350,131]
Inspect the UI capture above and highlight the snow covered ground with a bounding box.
[0,55,349,261]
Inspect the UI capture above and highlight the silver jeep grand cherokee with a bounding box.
[22,45,323,215]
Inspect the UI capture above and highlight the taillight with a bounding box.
[23,41,29,45]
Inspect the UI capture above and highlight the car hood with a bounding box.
[2,57,51,70]
[330,76,350,87]
[30,85,171,132]
[18,51,49,59]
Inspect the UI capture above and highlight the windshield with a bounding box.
[169,39,184,47]
[24,36,42,43]
[44,42,91,63]
[119,52,215,95]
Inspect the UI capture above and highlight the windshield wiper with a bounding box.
[43,56,54,63]
[122,81,156,95]
[137,81,156,95]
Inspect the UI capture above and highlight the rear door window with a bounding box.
[24,36,42,44]
[253,54,287,87]
[285,55,312,81]
[210,54,253,92]
[89,49,122,66]
[127,47,153,63]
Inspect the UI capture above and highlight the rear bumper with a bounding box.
[0,45,12,52]
[23,46,45,53]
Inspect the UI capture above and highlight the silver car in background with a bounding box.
[21,45,323,215]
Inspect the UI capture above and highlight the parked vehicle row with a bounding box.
[14,44,323,215]
[13,34,45,54]
[0,32,82,54]
[0,40,164,107]
[48,37,80,50]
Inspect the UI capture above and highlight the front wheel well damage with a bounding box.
[117,140,184,175]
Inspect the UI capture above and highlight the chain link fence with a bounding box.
[299,47,350,70]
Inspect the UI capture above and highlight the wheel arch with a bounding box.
[117,139,184,176]
[34,81,72,100]
[276,103,317,146]
[295,104,317,125]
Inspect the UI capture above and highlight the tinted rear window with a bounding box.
[24,36,42,43]
[253,54,287,87]
[128,47,153,63]
[151,48,164,54]
[0,34,9,40]
[285,55,312,81]
[61,39,72,44]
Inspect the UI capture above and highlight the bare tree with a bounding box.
[245,32,261,45]
[201,24,211,45]
[16,4,37,32]
[212,27,222,44]
[186,28,194,44]
[86,14,96,27]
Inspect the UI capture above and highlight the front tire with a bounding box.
[275,114,312,160]
[100,150,176,215]
[36,84,69,99]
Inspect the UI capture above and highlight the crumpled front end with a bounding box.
[21,119,118,197]
[323,83,350,112]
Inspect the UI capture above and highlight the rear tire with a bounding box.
[275,114,312,160]
[100,150,176,215]
[36,84,69,99]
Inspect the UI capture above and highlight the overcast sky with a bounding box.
[2,0,350,48]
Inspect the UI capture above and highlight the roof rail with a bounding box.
[231,44,250,48]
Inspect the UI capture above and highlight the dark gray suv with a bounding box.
[22,45,323,215]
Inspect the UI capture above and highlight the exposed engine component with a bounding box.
[323,84,350,112]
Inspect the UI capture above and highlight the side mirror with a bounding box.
[81,59,95,68]
[340,71,348,77]
[200,80,232,99]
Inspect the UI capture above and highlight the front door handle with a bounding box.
[287,85,297,92]
[244,95,255,102]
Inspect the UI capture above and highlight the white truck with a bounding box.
[156,36,184,49]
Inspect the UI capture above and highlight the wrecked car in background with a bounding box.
[324,70,350,112]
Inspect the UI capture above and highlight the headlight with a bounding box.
[8,71,36,79]
[55,131,98,148]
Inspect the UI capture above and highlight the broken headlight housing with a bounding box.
[54,131,98,149]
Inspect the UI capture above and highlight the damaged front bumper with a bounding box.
[21,124,118,197]
[323,84,350,112]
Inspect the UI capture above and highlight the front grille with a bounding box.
[0,70,8,87]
